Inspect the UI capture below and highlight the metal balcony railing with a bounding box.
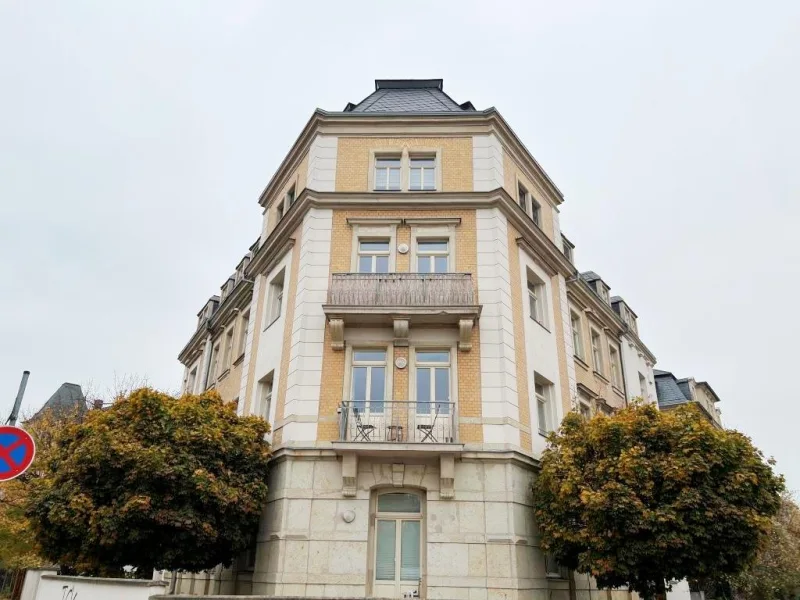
[327,273,474,307]
[338,400,457,443]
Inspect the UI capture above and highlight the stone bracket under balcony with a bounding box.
[323,273,481,351]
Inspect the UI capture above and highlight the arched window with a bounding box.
[373,491,423,597]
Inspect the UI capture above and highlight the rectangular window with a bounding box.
[639,373,648,399]
[186,368,197,394]
[415,350,450,415]
[209,344,220,383]
[374,157,402,191]
[518,183,528,212]
[276,200,284,221]
[266,269,285,327]
[535,377,554,435]
[409,156,436,191]
[571,312,584,359]
[258,372,274,421]
[530,198,541,227]
[545,552,569,579]
[527,272,547,327]
[375,520,396,580]
[358,239,391,273]
[285,185,296,209]
[222,327,234,369]
[237,312,250,358]
[579,400,592,421]
[591,330,603,373]
[351,349,387,414]
[416,240,449,274]
[609,345,622,388]
[375,493,422,585]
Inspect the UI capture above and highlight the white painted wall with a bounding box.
[248,248,294,435]
[476,208,520,447]
[472,134,504,191]
[518,248,564,456]
[21,573,166,600]
[306,135,338,192]
[282,208,332,443]
[620,333,656,404]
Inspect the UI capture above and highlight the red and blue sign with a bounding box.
[0,425,36,481]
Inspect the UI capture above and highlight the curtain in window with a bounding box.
[375,520,396,580]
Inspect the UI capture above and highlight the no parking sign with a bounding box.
[0,425,36,481]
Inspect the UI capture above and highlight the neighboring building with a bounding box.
[610,295,657,404]
[653,369,723,427]
[29,382,86,421]
[175,79,667,599]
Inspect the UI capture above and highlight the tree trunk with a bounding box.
[655,577,667,600]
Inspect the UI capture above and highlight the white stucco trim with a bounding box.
[559,274,578,408]
[306,135,338,192]
[237,276,262,415]
[472,134,504,191]
[476,208,519,446]
[282,208,333,443]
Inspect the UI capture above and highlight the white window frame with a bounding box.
[530,197,541,227]
[373,155,402,191]
[221,327,234,371]
[369,148,442,192]
[609,344,622,388]
[578,392,593,421]
[209,343,220,384]
[639,372,648,400]
[415,239,450,274]
[409,155,437,191]
[371,490,424,595]
[413,348,452,416]
[258,372,274,422]
[410,223,456,274]
[570,311,584,360]
[590,329,604,374]
[350,348,388,414]
[534,375,554,436]
[186,367,197,394]
[357,238,392,274]
[527,270,547,328]
[265,269,285,329]
[518,182,529,213]
[236,311,250,359]
[285,184,296,209]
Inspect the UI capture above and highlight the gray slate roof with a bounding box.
[345,79,475,113]
[653,371,691,408]
[580,271,602,283]
[31,382,86,421]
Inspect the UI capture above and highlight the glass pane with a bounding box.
[388,168,401,190]
[352,367,367,411]
[378,493,421,513]
[418,240,448,252]
[409,168,421,190]
[535,382,544,396]
[376,520,396,580]
[375,168,387,190]
[423,168,435,189]
[370,367,385,413]
[417,256,430,273]
[376,158,401,168]
[416,351,449,364]
[400,521,421,581]
[410,158,435,168]
[538,399,547,432]
[416,368,431,414]
[358,255,373,273]
[354,350,386,362]
[375,255,389,273]
[434,256,447,273]
[435,368,449,414]
[360,240,390,252]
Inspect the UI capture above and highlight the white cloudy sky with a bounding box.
[1,1,798,489]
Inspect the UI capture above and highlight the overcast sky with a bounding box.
[1,1,798,490]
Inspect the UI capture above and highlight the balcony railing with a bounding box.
[338,400,457,443]
[327,273,475,307]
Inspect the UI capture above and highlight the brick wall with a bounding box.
[503,152,555,244]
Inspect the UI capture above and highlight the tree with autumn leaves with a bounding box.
[533,403,785,600]
[22,388,271,575]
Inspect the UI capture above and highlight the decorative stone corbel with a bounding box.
[393,319,410,347]
[458,319,474,352]
[330,319,345,351]
[342,452,358,497]
[439,455,455,500]
[392,464,405,487]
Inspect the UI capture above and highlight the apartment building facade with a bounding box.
[176,79,659,600]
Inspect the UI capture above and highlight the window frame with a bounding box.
[350,348,389,414]
[590,328,604,374]
[534,375,554,436]
[609,344,622,389]
[258,372,274,422]
[186,367,197,395]
[221,327,234,371]
[236,311,250,359]
[415,238,450,274]
[526,270,548,328]
[209,343,220,385]
[357,238,392,274]
[413,348,452,415]
[408,155,437,191]
[373,155,402,191]
[639,372,648,400]
[265,269,285,329]
[369,148,442,192]
[410,223,456,274]
[570,311,584,359]
[371,489,424,592]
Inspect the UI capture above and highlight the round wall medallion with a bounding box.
[342,509,356,523]
[395,357,408,369]
[397,243,409,254]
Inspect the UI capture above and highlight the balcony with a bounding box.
[338,400,457,444]
[323,273,481,350]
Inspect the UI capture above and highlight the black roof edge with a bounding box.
[375,79,443,90]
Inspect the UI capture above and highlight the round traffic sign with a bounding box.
[0,425,36,481]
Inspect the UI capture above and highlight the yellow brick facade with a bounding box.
[316,206,482,443]
[507,223,532,451]
[335,137,473,192]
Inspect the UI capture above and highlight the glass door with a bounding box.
[373,493,422,598]
[414,350,451,442]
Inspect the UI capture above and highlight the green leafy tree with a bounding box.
[25,389,271,574]
[532,403,784,599]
